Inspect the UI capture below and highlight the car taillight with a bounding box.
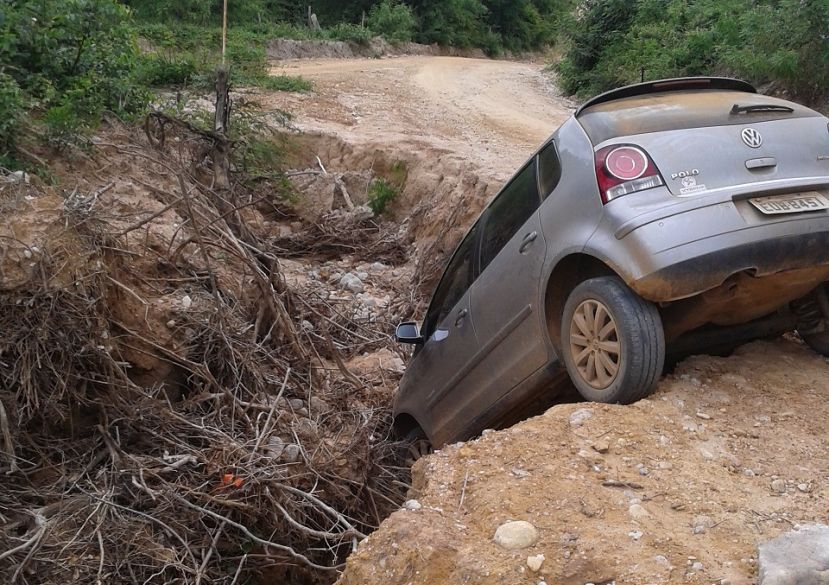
[595,145,664,203]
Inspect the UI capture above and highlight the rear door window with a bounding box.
[424,223,480,336]
[480,160,540,273]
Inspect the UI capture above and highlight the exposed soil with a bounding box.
[337,339,829,585]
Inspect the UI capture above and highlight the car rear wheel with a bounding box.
[561,276,665,403]
[800,330,829,356]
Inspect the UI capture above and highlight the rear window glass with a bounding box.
[577,90,820,145]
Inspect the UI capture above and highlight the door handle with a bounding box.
[519,231,538,254]
[455,308,468,328]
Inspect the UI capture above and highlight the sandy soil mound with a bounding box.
[337,339,829,585]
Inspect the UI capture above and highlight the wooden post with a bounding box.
[222,0,228,66]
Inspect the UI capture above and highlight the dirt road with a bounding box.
[269,56,572,177]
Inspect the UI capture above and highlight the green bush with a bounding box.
[556,0,828,105]
[368,162,406,214]
[137,54,199,87]
[368,0,415,44]
[255,75,313,92]
[325,23,373,45]
[0,73,24,165]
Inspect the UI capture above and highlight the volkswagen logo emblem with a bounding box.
[741,127,763,148]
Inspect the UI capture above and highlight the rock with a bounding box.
[268,436,285,458]
[569,408,593,428]
[300,319,315,332]
[289,398,306,411]
[493,521,539,550]
[797,483,810,493]
[181,295,192,310]
[526,554,545,572]
[770,479,787,494]
[592,440,610,454]
[692,561,705,571]
[339,273,363,290]
[696,412,712,420]
[369,262,387,273]
[758,525,829,584]
[629,504,650,520]
[5,170,30,184]
[282,444,301,463]
[628,530,643,540]
[692,515,715,534]
[403,499,422,510]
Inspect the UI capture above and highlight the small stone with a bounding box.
[797,483,810,493]
[569,408,593,428]
[289,398,305,411]
[300,319,315,332]
[181,295,192,310]
[744,468,756,477]
[526,554,545,572]
[696,412,711,420]
[629,504,650,520]
[282,444,301,462]
[403,499,422,510]
[639,467,650,476]
[511,468,530,478]
[628,530,643,540]
[770,479,787,493]
[692,561,704,571]
[657,461,673,470]
[592,440,610,454]
[654,555,670,566]
[166,320,176,328]
[268,436,285,458]
[692,515,714,534]
[493,521,539,550]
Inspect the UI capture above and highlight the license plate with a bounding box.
[749,192,829,215]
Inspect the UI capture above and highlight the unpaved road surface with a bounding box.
[269,56,572,178]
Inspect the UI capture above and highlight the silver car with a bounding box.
[394,77,829,452]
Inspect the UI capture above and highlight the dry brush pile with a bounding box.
[0,116,411,584]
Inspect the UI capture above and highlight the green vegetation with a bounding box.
[0,0,150,163]
[1,0,825,170]
[367,0,416,44]
[368,161,407,214]
[556,0,829,105]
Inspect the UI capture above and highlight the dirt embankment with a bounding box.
[337,340,829,585]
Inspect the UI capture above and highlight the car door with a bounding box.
[468,153,549,404]
[405,220,493,445]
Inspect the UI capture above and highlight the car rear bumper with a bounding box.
[607,190,829,301]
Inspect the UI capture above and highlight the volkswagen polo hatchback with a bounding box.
[393,77,829,451]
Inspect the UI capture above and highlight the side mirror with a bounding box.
[395,321,424,345]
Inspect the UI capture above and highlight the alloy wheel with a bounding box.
[569,299,621,390]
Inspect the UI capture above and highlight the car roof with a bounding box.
[576,80,822,146]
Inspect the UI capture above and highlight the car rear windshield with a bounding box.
[577,90,821,146]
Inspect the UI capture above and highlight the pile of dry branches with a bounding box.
[0,117,409,584]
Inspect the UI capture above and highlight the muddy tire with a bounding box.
[402,427,432,467]
[799,329,829,356]
[561,276,665,403]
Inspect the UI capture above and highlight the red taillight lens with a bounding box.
[595,144,664,203]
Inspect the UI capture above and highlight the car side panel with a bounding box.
[537,119,607,344]
[467,211,548,412]
[393,288,494,446]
